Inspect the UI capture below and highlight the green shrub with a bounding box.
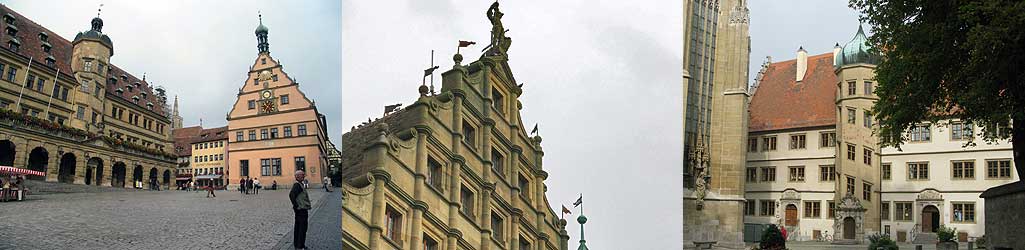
[759,224,786,250]
[936,225,957,242]
[868,233,899,250]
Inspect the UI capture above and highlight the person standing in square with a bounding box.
[289,170,311,249]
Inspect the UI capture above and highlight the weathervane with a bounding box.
[423,50,440,95]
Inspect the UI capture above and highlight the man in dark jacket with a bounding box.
[289,170,311,250]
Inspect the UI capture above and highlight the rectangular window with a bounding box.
[76,106,85,119]
[248,100,255,109]
[881,201,890,221]
[427,157,443,190]
[864,110,873,128]
[847,81,856,96]
[61,88,68,101]
[26,74,34,89]
[985,121,1012,139]
[280,94,289,105]
[910,124,931,142]
[746,167,758,183]
[492,212,505,241]
[820,132,836,147]
[460,185,475,219]
[908,162,929,180]
[895,202,913,221]
[492,88,504,114]
[760,200,777,216]
[744,200,756,216]
[986,159,1012,178]
[462,121,476,149]
[236,131,243,141]
[760,167,776,182]
[747,138,758,152]
[284,126,292,137]
[260,129,268,140]
[298,124,307,136]
[761,136,777,151]
[270,128,278,139]
[952,160,975,179]
[828,201,836,218]
[820,165,836,181]
[847,144,856,161]
[6,67,16,81]
[491,148,504,175]
[864,81,873,95]
[294,156,306,172]
[423,234,439,250]
[789,134,806,149]
[385,206,402,242]
[260,158,282,176]
[951,202,976,223]
[518,174,530,201]
[846,176,856,195]
[789,166,805,182]
[863,182,872,201]
[864,148,873,165]
[36,78,44,92]
[847,108,857,124]
[882,163,892,180]
[804,201,821,218]
[239,160,249,177]
[951,122,974,140]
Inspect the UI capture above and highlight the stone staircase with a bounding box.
[912,232,938,245]
[19,180,146,195]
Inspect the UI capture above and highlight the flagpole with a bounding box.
[44,68,60,116]
[15,57,33,111]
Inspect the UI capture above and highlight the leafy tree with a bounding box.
[759,224,786,250]
[849,0,1025,181]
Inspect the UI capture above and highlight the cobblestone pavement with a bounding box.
[0,187,329,250]
[767,241,976,250]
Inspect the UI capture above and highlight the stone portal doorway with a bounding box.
[112,162,127,187]
[843,217,856,239]
[89,158,103,186]
[785,204,798,227]
[27,147,48,181]
[57,153,76,184]
[0,140,15,166]
[922,205,940,232]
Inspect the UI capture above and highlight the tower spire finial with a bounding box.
[97,3,103,18]
[259,10,262,25]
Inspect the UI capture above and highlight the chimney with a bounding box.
[832,43,842,67]
[796,46,808,82]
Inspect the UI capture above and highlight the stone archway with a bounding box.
[149,168,158,189]
[89,157,104,186]
[833,194,867,243]
[112,162,127,187]
[58,153,77,184]
[785,204,799,227]
[27,147,48,180]
[0,140,15,166]
[162,170,171,189]
[922,205,940,233]
[133,165,143,188]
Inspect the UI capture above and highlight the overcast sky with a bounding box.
[343,0,683,249]
[749,0,864,84]
[5,0,342,141]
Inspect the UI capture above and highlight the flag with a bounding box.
[531,124,538,135]
[573,195,582,207]
[562,205,571,214]
[459,40,476,47]
[423,66,440,77]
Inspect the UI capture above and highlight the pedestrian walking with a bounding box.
[289,170,311,250]
[254,178,260,195]
[240,178,247,194]
[206,184,216,198]
[246,178,254,195]
[323,176,332,192]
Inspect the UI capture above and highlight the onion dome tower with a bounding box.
[256,13,270,54]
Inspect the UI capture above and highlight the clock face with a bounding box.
[261,90,271,99]
[260,100,275,113]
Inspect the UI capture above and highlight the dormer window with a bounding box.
[44,56,55,67]
[3,13,15,25]
[134,82,141,87]
[38,32,48,42]
[7,40,19,52]
[121,74,128,81]
[115,88,123,95]
[261,58,267,64]
[140,92,147,99]
[126,85,133,92]
[5,27,16,36]
[147,102,154,110]
[132,96,140,104]
[41,43,51,53]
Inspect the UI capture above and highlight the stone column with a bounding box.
[100,157,112,187]
[366,171,387,250]
[73,152,87,185]
[409,131,428,250]
[45,147,59,182]
[447,91,465,250]
[12,139,26,168]
[509,146,523,250]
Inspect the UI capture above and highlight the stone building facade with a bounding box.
[682,0,751,249]
[188,126,227,186]
[0,5,176,189]
[744,26,1016,243]
[342,3,569,250]
[226,17,329,189]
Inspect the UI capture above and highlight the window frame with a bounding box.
[951,160,976,180]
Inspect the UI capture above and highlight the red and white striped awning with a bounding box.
[0,166,46,176]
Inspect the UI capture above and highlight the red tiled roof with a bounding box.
[192,126,228,143]
[749,52,837,132]
[0,4,166,117]
[172,126,202,157]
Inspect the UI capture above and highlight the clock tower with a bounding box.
[225,15,331,190]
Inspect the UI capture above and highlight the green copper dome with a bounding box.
[577,214,588,224]
[255,23,269,34]
[838,25,879,67]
